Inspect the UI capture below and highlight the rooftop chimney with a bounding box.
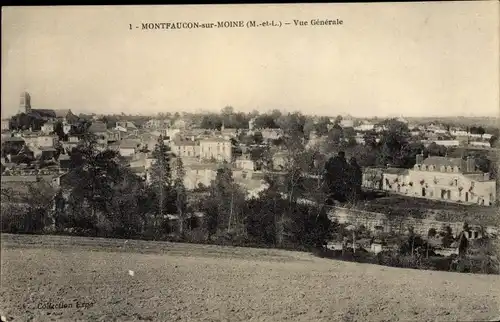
[416,152,424,165]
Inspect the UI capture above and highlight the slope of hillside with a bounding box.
[1,234,499,322]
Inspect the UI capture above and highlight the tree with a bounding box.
[338,126,357,148]
[53,121,67,141]
[323,151,350,203]
[200,114,223,130]
[69,118,92,136]
[426,142,447,157]
[173,157,188,236]
[363,130,378,148]
[106,168,147,238]
[205,163,246,236]
[253,131,264,145]
[221,106,234,116]
[323,124,344,154]
[276,112,306,138]
[489,135,498,148]
[302,118,316,139]
[149,136,173,234]
[346,157,362,204]
[377,120,411,167]
[9,113,44,131]
[333,115,343,126]
[314,117,330,137]
[66,133,122,234]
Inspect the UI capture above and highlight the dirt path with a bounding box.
[1,234,499,321]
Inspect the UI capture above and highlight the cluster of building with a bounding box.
[1,92,497,209]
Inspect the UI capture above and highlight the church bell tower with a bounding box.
[19,91,32,114]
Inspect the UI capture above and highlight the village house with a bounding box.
[61,136,80,153]
[422,140,460,148]
[41,120,55,134]
[234,153,255,171]
[340,116,354,128]
[106,129,121,143]
[354,123,375,132]
[144,118,170,129]
[260,128,283,141]
[115,121,138,135]
[469,141,491,148]
[172,118,187,129]
[1,119,11,131]
[117,139,140,157]
[449,129,467,137]
[171,138,199,159]
[378,154,496,206]
[22,133,57,152]
[248,117,256,131]
[88,121,108,149]
[199,137,232,162]
[181,163,218,190]
[220,127,238,140]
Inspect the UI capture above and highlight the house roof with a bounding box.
[384,168,409,175]
[4,137,25,143]
[32,109,56,118]
[88,121,107,133]
[130,166,145,173]
[120,139,140,149]
[53,109,72,118]
[422,156,462,168]
[173,139,198,146]
[40,147,56,152]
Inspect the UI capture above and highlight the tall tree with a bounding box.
[149,136,173,231]
[324,151,350,203]
[66,133,121,233]
[377,120,411,167]
[173,157,188,236]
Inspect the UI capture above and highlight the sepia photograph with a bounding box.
[1,2,499,321]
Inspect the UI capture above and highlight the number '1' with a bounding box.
[129,24,132,30]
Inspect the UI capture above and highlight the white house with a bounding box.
[118,139,140,157]
[379,155,496,206]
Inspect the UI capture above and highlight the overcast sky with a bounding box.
[1,2,499,118]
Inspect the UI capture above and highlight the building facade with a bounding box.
[374,155,496,206]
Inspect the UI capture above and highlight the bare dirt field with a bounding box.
[1,234,499,322]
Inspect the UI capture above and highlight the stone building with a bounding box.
[199,137,232,162]
[380,154,496,206]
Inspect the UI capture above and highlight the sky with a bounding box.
[1,2,499,118]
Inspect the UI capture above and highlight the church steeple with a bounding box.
[19,91,32,114]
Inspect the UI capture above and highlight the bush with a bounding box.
[1,207,49,234]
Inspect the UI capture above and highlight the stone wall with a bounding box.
[327,206,497,237]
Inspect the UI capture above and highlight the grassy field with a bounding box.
[1,234,500,322]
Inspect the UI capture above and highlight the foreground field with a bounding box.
[1,234,499,322]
